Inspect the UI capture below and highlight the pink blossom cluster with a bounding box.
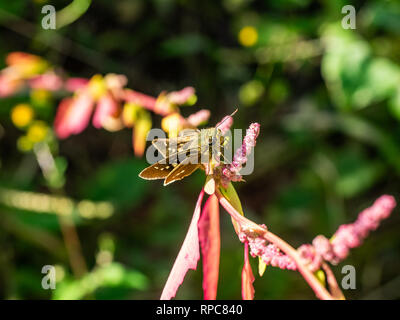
[239,232,297,270]
[186,109,211,127]
[166,86,195,105]
[222,122,260,184]
[298,195,396,271]
[54,74,127,139]
[236,195,396,273]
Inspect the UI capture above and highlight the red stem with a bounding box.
[262,231,333,300]
[216,191,334,300]
[321,262,345,300]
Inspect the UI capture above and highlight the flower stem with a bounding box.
[262,231,333,300]
[216,190,335,300]
[321,262,345,300]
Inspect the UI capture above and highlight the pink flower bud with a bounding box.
[186,109,210,127]
[222,122,260,184]
[216,116,233,135]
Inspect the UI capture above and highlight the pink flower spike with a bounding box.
[312,235,334,262]
[297,195,396,270]
[186,109,210,127]
[242,242,255,300]
[222,122,260,184]
[167,87,195,105]
[198,194,220,300]
[160,189,205,300]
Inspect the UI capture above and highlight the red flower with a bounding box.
[54,74,124,139]
[54,91,94,139]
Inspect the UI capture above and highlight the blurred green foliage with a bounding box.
[0,0,400,300]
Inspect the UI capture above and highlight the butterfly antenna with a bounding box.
[230,108,238,117]
[216,108,238,129]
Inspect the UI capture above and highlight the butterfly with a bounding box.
[139,122,229,186]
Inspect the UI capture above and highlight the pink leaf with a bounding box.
[198,194,220,300]
[242,242,255,300]
[65,77,89,92]
[54,98,73,139]
[166,86,195,105]
[54,91,94,139]
[160,189,205,300]
[92,93,118,129]
[29,73,63,91]
[0,74,21,97]
[124,89,159,111]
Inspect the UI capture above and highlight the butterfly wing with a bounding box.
[164,162,201,185]
[139,143,199,181]
[139,163,176,180]
[152,139,170,158]
[142,131,202,184]
[152,134,197,159]
[163,151,202,185]
[178,128,200,137]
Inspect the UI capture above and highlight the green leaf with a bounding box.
[219,183,244,215]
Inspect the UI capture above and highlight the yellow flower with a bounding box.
[122,102,141,127]
[11,104,34,128]
[134,110,152,157]
[238,26,258,47]
[27,121,49,143]
[88,74,107,100]
[161,113,183,138]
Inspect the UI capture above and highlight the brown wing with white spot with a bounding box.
[164,163,201,185]
[139,163,175,180]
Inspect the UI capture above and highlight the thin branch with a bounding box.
[321,262,345,300]
[216,190,335,300]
